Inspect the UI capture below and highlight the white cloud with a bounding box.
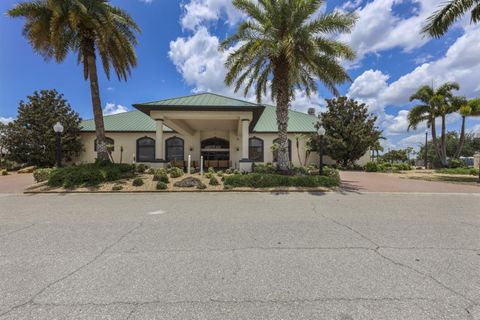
[339,0,442,65]
[347,24,480,140]
[169,27,326,113]
[396,133,426,149]
[103,103,128,116]
[180,0,242,31]
[0,117,14,124]
[139,0,153,3]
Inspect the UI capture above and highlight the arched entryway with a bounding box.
[201,137,229,160]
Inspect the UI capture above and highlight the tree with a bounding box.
[407,82,460,167]
[455,98,480,158]
[318,97,381,167]
[220,0,356,172]
[422,0,480,38]
[0,122,7,161]
[382,149,408,163]
[8,0,140,161]
[418,131,480,167]
[3,90,83,167]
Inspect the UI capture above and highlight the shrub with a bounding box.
[132,177,144,186]
[168,167,184,178]
[156,181,168,190]
[225,168,233,174]
[1,170,8,176]
[209,176,220,186]
[253,163,276,174]
[112,184,123,191]
[153,173,169,183]
[196,182,207,190]
[365,162,378,172]
[33,168,55,182]
[204,172,213,179]
[223,173,340,188]
[208,167,215,173]
[135,163,149,173]
[216,170,224,177]
[47,163,135,188]
[233,169,241,175]
[293,166,309,175]
[449,159,465,168]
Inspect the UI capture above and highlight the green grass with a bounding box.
[435,167,479,176]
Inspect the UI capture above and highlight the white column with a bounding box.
[241,119,249,159]
[155,119,164,160]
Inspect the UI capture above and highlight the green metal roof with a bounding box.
[81,110,172,132]
[135,92,259,107]
[254,105,317,132]
[81,93,318,133]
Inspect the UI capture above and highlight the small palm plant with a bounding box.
[221,0,357,172]
[8,0,140,161]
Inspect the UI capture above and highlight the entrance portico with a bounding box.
[133,93,265,171]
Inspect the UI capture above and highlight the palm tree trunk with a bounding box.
[430,117,442,166]
[440,114,448,167]
[274,62,290,173]
[454,116,466,158]
[85,45,109,162]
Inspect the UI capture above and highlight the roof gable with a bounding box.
[134,92,259,108]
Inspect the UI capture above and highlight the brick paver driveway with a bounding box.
[340,171,480,193]
[0,173,34,193]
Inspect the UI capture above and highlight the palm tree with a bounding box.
[8,0,140,161]
[422,0,480,37]
[455,98,480,158]
[220,0,356,172]
[408,82,460,167]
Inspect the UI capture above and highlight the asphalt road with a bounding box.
[0,192,479,319]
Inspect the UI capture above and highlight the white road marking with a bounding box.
[147,210,166,215]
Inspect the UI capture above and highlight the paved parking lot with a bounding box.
[0,192,479,319]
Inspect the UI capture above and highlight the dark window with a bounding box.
[249,137,264,162]
[94,137,114,152]
[272,138,292,162]
[136,137,155,162]
[165,137,184,161]
[201,137,229,149]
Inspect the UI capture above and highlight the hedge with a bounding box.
[47,163,136,188]
[223,173,340,188]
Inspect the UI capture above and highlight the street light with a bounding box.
[425,129,428,169]
[317,125,326,175]
[53,122,64,167]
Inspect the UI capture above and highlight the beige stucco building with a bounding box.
[77,93,369,170]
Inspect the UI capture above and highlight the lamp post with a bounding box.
[53,122,64,167]
[317,125,326,175]
[424,129,428,169]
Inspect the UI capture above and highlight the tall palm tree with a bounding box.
[8,0,140,161]
[422,0,480,37]
[455,98,480,158]
[220,0,356,172]
[408,82,460,167]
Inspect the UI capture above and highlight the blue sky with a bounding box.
[1,0,480,151]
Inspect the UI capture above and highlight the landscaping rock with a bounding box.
[173,176,202,188]
[18,166,36,174]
